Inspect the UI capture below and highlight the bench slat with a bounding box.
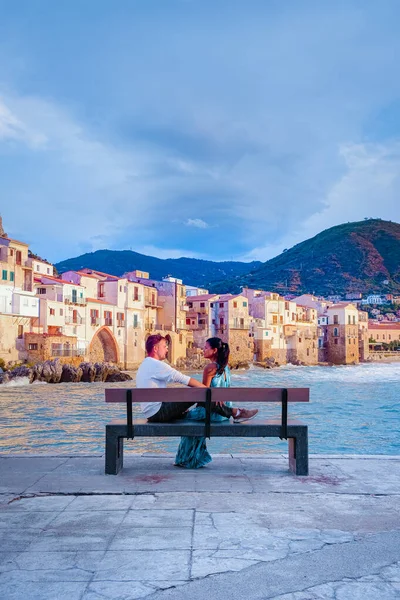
[105,387,309,403]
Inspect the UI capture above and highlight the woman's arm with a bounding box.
[202,363,217,387]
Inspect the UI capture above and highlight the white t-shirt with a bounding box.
[136,357,191,418]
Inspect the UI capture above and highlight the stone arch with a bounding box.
[89,327,119,363]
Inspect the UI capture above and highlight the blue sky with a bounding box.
[0,0,400,263]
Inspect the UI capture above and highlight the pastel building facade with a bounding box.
[0,220,40,363]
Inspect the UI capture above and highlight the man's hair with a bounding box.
[146,334,166,355]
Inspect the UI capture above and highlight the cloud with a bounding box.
[244,141,400,261]
[0,98,47,148]
[185,218,210,229]
[0,1,400,265]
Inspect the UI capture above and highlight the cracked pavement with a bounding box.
[0,453,399,599]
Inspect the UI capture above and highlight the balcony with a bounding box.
[64,296,87,306]
[117,320,125,327]
[90,318,101,326]
[51,348,83,357]
[231,322,248,330]
[132,296,142,303]
[65,316,85,325]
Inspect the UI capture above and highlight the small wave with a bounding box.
[0,376,31,388]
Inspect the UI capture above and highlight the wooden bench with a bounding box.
[105,387,310,476]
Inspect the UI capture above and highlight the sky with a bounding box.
[0,0,400,264]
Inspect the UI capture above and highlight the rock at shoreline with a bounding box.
[60,364,83,383]
[0,359,132,385]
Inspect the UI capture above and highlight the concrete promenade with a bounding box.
[0,453,399,599]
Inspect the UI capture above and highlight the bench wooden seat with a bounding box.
[105,387,309,476]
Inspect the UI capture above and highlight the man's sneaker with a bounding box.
[233,408,258,423]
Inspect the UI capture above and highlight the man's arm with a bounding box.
[187,377,206,388]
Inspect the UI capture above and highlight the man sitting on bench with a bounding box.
[136,334,258,423]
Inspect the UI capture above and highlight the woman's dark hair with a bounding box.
[206,337,230,374]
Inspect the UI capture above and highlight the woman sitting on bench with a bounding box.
[175,337,256,468]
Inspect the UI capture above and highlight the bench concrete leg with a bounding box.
[105,431,124,475]
[288,429,308,476]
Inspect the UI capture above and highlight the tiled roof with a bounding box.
[81,268,119,280]
[186,294,218,301]
[368,321,400,329]
[87,297,115,305]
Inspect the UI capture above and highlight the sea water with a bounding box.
[0,362,399,455]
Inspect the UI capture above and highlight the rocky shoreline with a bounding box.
[0,360,132,385]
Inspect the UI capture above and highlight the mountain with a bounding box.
[210,219,400,296]
[55,249,261,288]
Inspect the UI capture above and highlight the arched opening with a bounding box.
[89,327,119,363]
[165,334,172,362]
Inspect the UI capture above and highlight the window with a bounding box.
[280,316,283,324]
[200,302,205,308]
[285,302,289,310]
[348,315,351,325]
[353,316,356,325]
[49,308,55,316]
[219,302,224,308]
[16,251,22,265]
[99,283,105,298]
[133,314,138,328]
[60,309,63,316]
[243,301,247,307]
[37,265,40,272]
[104,311,112,326]
[210,303,214,308]
[37,288,46,295]
[47,267,50,274]
[307,348,310,356]
[2,270,7,280]
[333,327,339,337]
[28,343,38,351]
[220,317,224,325]
[199,319,205,324]
[10,272,14,282]
[292,313,296,321]
[272,315,278,325]
[334,338,338,345]
[233,302,237,308]
[298,338,302,343]
[9,249,14,257]
[119,285,122,292]
[186,318,190,325]
[236,346,240,351]
[134,287,139,301]
[333,315,339,324]
[18,325,23,339]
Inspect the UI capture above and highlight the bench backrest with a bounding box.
[105,387,309,440]
[105,387,309,404]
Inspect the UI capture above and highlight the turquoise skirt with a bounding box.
[174,404,232,469]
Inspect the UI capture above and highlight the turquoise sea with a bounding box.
[0,363,399,455]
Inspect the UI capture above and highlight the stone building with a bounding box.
[0,219,39,363]
[325,303,360,364]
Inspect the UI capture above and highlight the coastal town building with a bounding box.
[0,218,40,364]
[185,293,253,365]
[368,322,400,347]
[242,289,318,365]
[124,272,193,365]
[324,303,360,364]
